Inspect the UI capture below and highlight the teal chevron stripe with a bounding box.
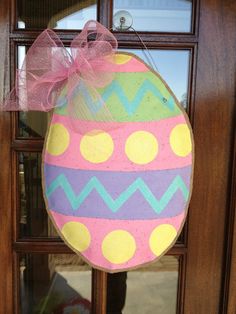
[46,175,189,214]
[101,79,175,114]
[56,79,175,115]
[56,82,104,113]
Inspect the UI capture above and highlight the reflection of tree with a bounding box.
[180,93,187,109]
[18,0,96,28]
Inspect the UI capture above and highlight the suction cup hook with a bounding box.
[113,10,133,31]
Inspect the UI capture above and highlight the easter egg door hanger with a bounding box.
[1,21,194,273]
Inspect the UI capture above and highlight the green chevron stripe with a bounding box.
[55,72,181,122]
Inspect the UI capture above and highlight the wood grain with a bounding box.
[184,1,236,313]
[224,112,236,313]
[0,0,12,313]
[92,269,107,314]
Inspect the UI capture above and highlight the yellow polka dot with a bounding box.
[80,129,114,163]
[46,123,70,156]
[62,222,91,252]
[125,131,158,165]
[149,224,177,257]
[114,54,132,64]
[170,124,192,157]
[102,230,136,264]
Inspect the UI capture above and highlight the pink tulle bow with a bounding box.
[1,20,118,129]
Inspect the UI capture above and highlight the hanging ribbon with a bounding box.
[1,20,118,130]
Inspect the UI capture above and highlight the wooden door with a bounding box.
[0,1,235,313]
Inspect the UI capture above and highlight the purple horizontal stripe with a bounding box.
[43,163,192,220]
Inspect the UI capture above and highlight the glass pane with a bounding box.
[17,0,97,29]
[107,256,179,314]
[122,49,190,109]
[19,152,60,238]
[17,46,49,138]
[19,112,49,138]
[20,253,91,314]
[113,0,192,32]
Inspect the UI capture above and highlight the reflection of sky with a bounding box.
[114,0,191,10]
[122,49,190,102]
[114,0,192,32]
[18,46,26,69]
[55,5,97,29]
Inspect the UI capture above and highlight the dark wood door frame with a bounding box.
[0,1,13,313]
[183,1,236,313]
[221,121,236,314]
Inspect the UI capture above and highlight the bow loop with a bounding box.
[1,20,118,128]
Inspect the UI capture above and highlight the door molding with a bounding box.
[184,0,236,312]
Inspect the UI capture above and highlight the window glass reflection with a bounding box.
[122,49,190,108]
[19,112,48,138]
[20,253,91,313]
[19,152,59,238]
[107,256,179,314]
[113,0,192,32]
[17,46,49,138]
[17,0,97,29]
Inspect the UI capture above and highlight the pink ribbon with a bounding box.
[2,20,118,129]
